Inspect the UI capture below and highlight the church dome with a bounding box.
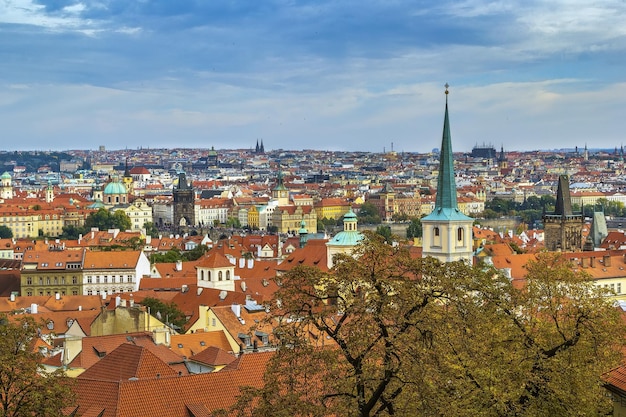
[328,209,363,247]
[1,172,11,180]
[103,181,126,195]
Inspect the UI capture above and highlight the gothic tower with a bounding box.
[173,172,196,230]
[543,175,583,252]
[421,85,474,263]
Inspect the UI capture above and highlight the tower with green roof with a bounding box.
[421,85,474,263]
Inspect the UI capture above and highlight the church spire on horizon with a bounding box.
[434,83,458,211]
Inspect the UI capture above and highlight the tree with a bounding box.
[0,225,13,239]
[357,202,381,224]
[182,244,209,261]
[375,225,392,244]
[405,218,422,239]
[0,315,75,416]
[149,248,182,264]
[84,208,131,231]
[230,234,625,417]
[225,217,241,228]
[140,297,187,330]
[59,225,85,240]
[143,221,160,238]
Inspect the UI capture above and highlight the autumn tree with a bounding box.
[140,297,187,330]
[0,315,75,417]
[228,234,625,417]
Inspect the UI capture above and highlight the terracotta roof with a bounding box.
[195,251,234,269]
[276,239,330,272]
[189,346,237,367]
[73,351,273,417]
[78,343,181,381]
[170,331,233,358]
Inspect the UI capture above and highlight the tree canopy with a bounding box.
[0,225,13,239]
[0,315,75,417]
[227,233,625,417]
[84,208,131,232]
[140,297,187,330]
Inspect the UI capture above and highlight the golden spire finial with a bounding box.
[445,83,449,95]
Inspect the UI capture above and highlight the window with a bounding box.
[46,277,50,285]
[87,276,92,283]
[72,290,78,295]
[87,290,93,295]
[27,291,33,296]
[226,270,231,280]
[218,271,223,281]
[618,283,622,294]
[201,270,205,281]
[208,271,212,281]
[434,227,440,237]
[26,277,32,285]
[72,277,78,284]
[39,277,43,285]
[457,227,463,241]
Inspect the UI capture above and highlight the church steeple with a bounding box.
[420,85,474,264]
[435,84,458,211]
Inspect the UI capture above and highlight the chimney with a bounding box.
[10,293,15,302]
[581,257,589,268]
[55,293,60,300]
[232,303,241,318]
[78,305,82,311]
[604,255,612,267]
[31,303,38,314]
[175,260,183,271]
[241,281,247,292]
[239,258,245,268]
[247,258,254,269]
[115,296,121,307]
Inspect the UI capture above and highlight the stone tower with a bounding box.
[173,172,195,230]
[543,175,583,252]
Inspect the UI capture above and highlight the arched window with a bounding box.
[200,270,204,281]
[434,227,440,237]
[457,227,463,241]
[218,271,223,281]
[226,270,231,280]
[208,271,212,281]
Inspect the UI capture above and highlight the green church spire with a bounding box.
[435,84,458,210]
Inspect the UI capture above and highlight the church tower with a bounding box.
[45,180,54,203]
[1,172,13,200]
[421,85,474,263]
[543,175,583,252]
[272,169,289,206]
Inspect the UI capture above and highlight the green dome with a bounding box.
[103,181,126,195]
[1,172,11,180]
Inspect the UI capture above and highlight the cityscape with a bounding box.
[3,0,626,416]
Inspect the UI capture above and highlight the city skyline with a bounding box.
[1,1,626,153]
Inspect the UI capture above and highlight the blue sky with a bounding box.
[1,0,626,153]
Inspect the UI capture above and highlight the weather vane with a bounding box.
[445,83,449,94]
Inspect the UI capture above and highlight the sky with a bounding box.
[1,0,626,153]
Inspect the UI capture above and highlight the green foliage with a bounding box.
[182,244,209,261]
[143,221,160,238]
[375,225,392,243]
[140,297,187,330]
[231,235,625,417]
[406,217,422,239]
[149,248,183,263]
[0,225,13,239]
[84,208,131,231]
[0,315,75,416]
[357,202,381,224]
[225,217,241,228]
[60,225,83,240]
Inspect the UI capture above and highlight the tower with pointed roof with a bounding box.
[173,172,196,230]
[543,175,583,252]
[122,158,134,194]
[272,168,289,206]
[421,86,474,263]
[326,209,364,269]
